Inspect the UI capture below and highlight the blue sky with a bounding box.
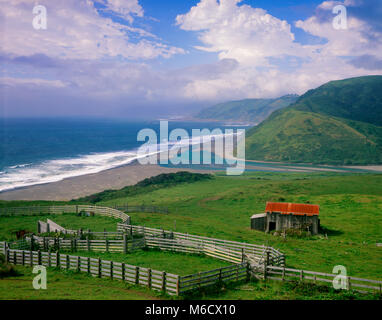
[1,0,381,118]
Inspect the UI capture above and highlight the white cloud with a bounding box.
[0,77,66,88]
[101,0,144,22]
[1,0,382,116]
[295,1,382,58]
[0,0,184,60]
[176,0,304,66]
[174,0,382,101]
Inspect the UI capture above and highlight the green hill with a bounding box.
[246,76,382,165]
[195,94,298,123]
[292,76,382,126]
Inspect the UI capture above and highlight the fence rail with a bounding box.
[118,224,285,267]
[5,248,179,295]
[179,263,248,294]
[27,235,146,254]
[265,266,382,294]
[0,205,130,223]
[25,235,247,265]
[113,204,169,214]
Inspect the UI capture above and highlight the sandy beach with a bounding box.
[0,163,220,201]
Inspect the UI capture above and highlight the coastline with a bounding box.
[1,154,381,202]
[0,162,220,201]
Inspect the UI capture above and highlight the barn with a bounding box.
[251,202,320,235]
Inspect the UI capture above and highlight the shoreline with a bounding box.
[0,162,221,201]
[1,156,381,202]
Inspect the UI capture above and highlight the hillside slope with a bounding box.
[246,76,382,165]
[293,76,382,126]
[196,94,298,123]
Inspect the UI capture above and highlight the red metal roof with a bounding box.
[265,202,319,216]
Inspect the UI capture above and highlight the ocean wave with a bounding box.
[0,131,242,193]
[0,151,139,192]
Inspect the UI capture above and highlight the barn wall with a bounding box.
[251,215,266,231]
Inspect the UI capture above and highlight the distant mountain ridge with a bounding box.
[195,94,299,123]
[245,76,382,165]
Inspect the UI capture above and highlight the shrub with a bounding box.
[0,254,20,278]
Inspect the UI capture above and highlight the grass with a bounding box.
[1,171,381,299]
[0,266,163,300]
[66,249,231,276]
[195,279,381,300]
[97,172,382,280]
[2,266,379,300]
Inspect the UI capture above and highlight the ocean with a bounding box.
[0,118,247,192]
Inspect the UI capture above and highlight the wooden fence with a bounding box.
[0,205,130,223]
[145,237,245,264]
[265,265,382,294]
[113,204,169,214]
[5,248,179,295]
[118,224,285,267]
[179,263,249,294]
[24,235,247,265]
[26,235,146,254]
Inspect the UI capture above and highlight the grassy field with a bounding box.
[1,266,378,300]
[97,172,382,280]
[0,266,162,300]
[67,249,231,276]
[0,171,381,299]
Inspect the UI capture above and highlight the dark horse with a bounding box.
[14,230,31,240]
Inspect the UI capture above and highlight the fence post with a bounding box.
[282,267,286,281]
[123,234,128,254]
[77,256,80,273]
[56,252,60,268]
[30,250,33,267]
[5,248,9,264]
[87,257,90,274]
[38,250,42,265]
[148,268,152,289]
[176,275,180,296]
[98,258,101,278]
[66,255,70,270]
[162,272,166,293]
[48,250,51,267]
[106,239,109,253]
[30,236,34,251]
[241,248,244,263]
[121,263,125,281]
[74,239,77,252]
[347,276,351,291]
[135,267,139,285]
[300,270,304,282]
[22,250,25,266]
[110,261,113,279]
[87,236,90,252]
[263,252,269,280]
[2,242,7,257]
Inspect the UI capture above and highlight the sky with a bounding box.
[0,0,381,119]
